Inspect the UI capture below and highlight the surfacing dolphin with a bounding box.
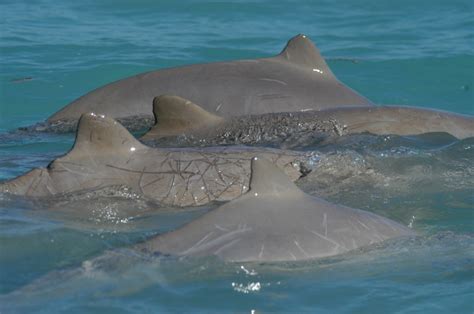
[136,157,415,262]
[1,114,308,206]
[32,34,372,132]
[140,95,474,147]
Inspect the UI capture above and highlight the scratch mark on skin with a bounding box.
[46,168,68,173]
[357,220,370,230]
[184,172,194,196]
[374,216,399,232]
[373,233,386,242]
[306,227,347,250]
[44,182,55,195]
[162,174,176,203]
[258,78,288,85]
[25,170,43,196]
[344,120,397,133]
[294,240,310,258]
[159,153,171,168]
[59,180,105,195]
[167,160,176,176]
[55,160,90,168]
[182,160,193,172]
[213,182,234,200]
[105,164,194,175]
[54,162,97,176]
[175,159,185,180]
[215,224,229,232]
[141,176,164,189]
[259,244,265,259]
[215,166,227,185]
[190,191,197,206]
[197,162,213,201]
[258,93,290,100]
[137,166,146,194]
[196,193,210,204]
[214,238,241,255]
[348,221,361,234]
[11,148,305,207]
[323,213,328,237]
[180,232,215,255]
[182,226,252,256]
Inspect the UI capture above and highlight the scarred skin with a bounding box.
[0,114,309,207]
[141,95,474,148]
[27,34,372,132]
[135,158,415,262]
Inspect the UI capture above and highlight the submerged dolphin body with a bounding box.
[137,158,415,262]
[141,95,474,146]
[1,114,308,207]
[39,34,372,132]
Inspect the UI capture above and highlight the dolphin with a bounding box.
[34,34,372,132]
[136,157,415,262]
[141,95,474,147]
[0,114,308,207]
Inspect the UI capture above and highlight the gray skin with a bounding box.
[36,34,372,132]
[141,95,474,147]
[0,114,308,207]
[136,157,415,262]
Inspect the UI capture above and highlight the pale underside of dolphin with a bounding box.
[137,157,415,262]
[41,34,372,131]
[0,114,308,207]
[140,95,474,146]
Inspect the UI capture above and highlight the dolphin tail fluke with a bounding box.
[249,157,304,197]
[66,112,146,158]
[141,95,224,140]
[276,34,335,78]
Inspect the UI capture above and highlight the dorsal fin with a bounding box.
[67,113,146,158]
[277,34,335,78]
[249,157,303,197]
[141,95,224,139]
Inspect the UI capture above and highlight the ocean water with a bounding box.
[0,0,473,313]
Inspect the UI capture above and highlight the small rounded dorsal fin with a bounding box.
[277,34,335,78]
[249,157,303,197]
[142,95,224,139]
[67,113,146,157]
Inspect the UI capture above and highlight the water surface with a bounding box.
[0,0,473,313]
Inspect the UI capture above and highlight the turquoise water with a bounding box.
[0,0,473,313]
